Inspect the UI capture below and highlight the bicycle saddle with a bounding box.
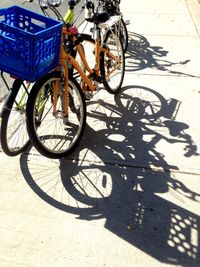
[86,11,110,24]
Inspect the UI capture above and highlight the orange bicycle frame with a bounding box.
[54,25,121,116]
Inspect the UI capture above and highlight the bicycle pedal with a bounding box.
[84,91,93,100]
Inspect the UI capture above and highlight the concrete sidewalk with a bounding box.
[0,0,200,266]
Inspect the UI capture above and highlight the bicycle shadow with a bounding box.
[20,85,200,266]
[126,32,200,78]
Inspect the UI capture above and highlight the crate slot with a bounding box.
[31,18,46,28]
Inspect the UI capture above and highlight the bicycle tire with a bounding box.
[0,79,31,156]
[100,30,125,94]
[118,18,128,52]
[26,71,86,159]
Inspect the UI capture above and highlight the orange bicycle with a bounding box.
[24,0,125,159]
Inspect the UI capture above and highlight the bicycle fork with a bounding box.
[52,73,69,126]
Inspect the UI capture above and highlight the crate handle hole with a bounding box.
[31,18,46,28]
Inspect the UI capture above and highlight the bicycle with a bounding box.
[0,0,63,156]
[80,1,128,52]
[25,0,125,158]
[0,0,125,158]
[96,0,129,52]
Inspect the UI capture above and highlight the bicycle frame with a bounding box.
[57,22,121,116]
[30,1,122,117]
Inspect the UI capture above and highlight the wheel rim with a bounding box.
[2,81,31,154]
[103,33,124,92]
[32,78,85,156]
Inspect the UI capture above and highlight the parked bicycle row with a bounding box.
[0,0,129,158]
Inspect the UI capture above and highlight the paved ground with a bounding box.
[0,0,200,266]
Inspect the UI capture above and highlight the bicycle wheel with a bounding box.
[118,18,128,52]
[100,30,125,94]
[0,79,31,156]
[26,71,86,159]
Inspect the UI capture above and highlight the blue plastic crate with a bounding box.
[0,6,62,82]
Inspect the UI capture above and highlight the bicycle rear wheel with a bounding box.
[101,30,125,94]
[26,71,86,159]
[0,79,31,156]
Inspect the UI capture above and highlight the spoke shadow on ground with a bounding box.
[20,85,200,266]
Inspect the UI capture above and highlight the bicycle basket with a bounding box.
[0,6,62,82]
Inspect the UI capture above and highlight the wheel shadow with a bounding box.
[126,31,200,78]
[20,85,200,266]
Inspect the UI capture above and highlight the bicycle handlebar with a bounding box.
[23,0,83,26]
[22,0,48,8]
[23,0,81,9]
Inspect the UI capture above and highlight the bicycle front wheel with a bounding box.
[26,71,86,159]
[101,31,125,94]
[0,79,31,156]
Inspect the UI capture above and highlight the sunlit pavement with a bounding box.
[0,0,200,266]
